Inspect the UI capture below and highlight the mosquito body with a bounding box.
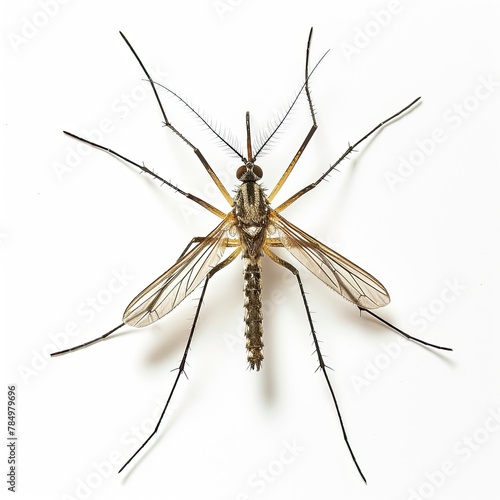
[52,29,451,481]
[233,150,269,370]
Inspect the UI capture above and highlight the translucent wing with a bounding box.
[124,214,236,327]
[268,211,390,309]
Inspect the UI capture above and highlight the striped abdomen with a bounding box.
[243,257,264,370]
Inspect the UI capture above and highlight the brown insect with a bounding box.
[52,29,451,481]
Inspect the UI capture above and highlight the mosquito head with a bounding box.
[236,111,263,182]
[236,162,263,182]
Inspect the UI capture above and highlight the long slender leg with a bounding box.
[265,239,451,350]
[267,28,318,203]
[63,131,227,219]
[50,323,125,357]
[263,246,366,483]
[359,308,452,351]
[118,247,241,473]
[119,32,234,206]
[50,236,224,358]
[275,97,421,213]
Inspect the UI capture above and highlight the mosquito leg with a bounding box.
[50,323,125,357]
[118,32,234,206]
[275,97,421,213]
[267,27,318,203]
[50,237,224,359]
[264,246,366,483]
[63,131,226,219]
[359,308,452,351]
[119,247,241,473]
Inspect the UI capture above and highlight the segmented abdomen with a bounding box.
[243,257,264,370]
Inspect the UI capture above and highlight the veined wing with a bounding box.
[124,214,236,327]
[267,210,390,309]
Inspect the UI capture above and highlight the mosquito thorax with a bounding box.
[236,162,263,182]
[233,160,269,257]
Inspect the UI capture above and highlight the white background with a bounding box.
[2,1,500,499]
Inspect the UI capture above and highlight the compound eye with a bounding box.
[236,165,247,180]
[253,165,263,179]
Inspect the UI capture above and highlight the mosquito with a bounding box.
[51,29,451,481]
